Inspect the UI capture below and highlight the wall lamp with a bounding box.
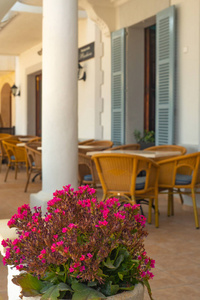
[11,84,20,96]
[78,63,86,81]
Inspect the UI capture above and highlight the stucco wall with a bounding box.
[16,43,42,135]
[0,72,15,126]
[172,0,200,151]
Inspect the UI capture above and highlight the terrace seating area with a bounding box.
[0,139,200,299]
[0,165,199,299]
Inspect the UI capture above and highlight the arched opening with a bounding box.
[1,83,12,127]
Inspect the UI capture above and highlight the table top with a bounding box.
[18,137,33,142]
[78,145,108,149]
[87,149,182,160]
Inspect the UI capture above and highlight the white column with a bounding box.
[30,0,78,212]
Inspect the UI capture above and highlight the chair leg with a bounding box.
[15,163,18,179]
[191,189,199,229]
[168,189,173,216]
[147,198,152,224]
[154,195,159,228]
[24,170,32,192]
[4,164,10,182]
[178,188,184,204]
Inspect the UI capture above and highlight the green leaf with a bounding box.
[113,254,124,268]
[118,273,123,280]
[41,282,72,300]
[143,280,154,300]
[103,257,116,269]
[12,273,45,297]
[72,283,106,300]
[100,282,119,297]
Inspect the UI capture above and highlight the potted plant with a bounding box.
[2,185,155,300]
[134,130,155,150]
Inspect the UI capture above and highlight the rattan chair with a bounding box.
[85,140,114,148]
[158,152,200,229]
[92,153,160,227]
[78,153,100,187]
[109,143,140,150]
[24,142,42,192]
[0,133,13,171]
[145,145,187,155]
[2,140,28,181]
[78,140,114,154]
[78,139,94,145]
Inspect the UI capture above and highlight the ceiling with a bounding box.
[0,0,89,57]
[0,1,42,56]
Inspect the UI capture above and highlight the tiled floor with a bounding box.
[0,164,200,300]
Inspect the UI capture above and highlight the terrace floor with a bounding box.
[0,164,199,300]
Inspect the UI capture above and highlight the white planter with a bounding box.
[23,283,144,300]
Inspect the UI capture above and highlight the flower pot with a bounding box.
[23,283,144,300]
[106,283,144,299]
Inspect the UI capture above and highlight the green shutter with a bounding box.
[156,6,176,145]
[111,28,126,145]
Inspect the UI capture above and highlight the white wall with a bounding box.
[78,18,111,141]
[16,43,42,135]
[172,0,200,151]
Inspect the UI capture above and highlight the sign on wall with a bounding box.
[78,42,95,62]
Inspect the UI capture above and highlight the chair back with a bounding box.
[0,134,13,158]
[145,145,187,155]
[158,152,200,188]
[92,153,159,201]
[2,140,27,163]
[78,139,94,145]
[110,143,140,150]
[25,142,42,170]
[78,152,100,186]
[86,140,113,148]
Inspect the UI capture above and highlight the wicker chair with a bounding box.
[92,153,160,227]
[109,143,140,150]
[24,142,42,192]
[158,152,200,229]
[78,140,114,154]
[0,133,13,171]
[78,153,100,187]
[145,145,187,155]
[78,139,94,145]
[2,140,28,181]
[85,140,113,148]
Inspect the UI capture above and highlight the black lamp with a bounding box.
[78,63,86,81]
[11,84,20,96]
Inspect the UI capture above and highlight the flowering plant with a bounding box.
[2,185,155,300]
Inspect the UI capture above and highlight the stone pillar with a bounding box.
[30,0,78,212]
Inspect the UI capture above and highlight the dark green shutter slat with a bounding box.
[111,28,126,145]
[156,6,176,145]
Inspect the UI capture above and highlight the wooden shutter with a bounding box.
[156,6,176,145]
[111,28,126,145]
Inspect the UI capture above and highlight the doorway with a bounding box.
[144,25,156,132]
[1,83,12,127]
[36,74,42,137]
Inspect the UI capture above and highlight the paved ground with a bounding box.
[0,164,199,300]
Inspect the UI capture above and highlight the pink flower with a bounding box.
[80,255,85,261]
[16,265,23,270]
[69,267,75,273]
[68,223,77,229]
[62,227,68,233]
[1,239,8,247]
[98,220,108,226]
[74,263,80,268]
[87,253,93,258]
[80,266,85,272]
[41,249,46,254]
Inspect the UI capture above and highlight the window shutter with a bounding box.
[111,28,126,145]
[156,6,176,145]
